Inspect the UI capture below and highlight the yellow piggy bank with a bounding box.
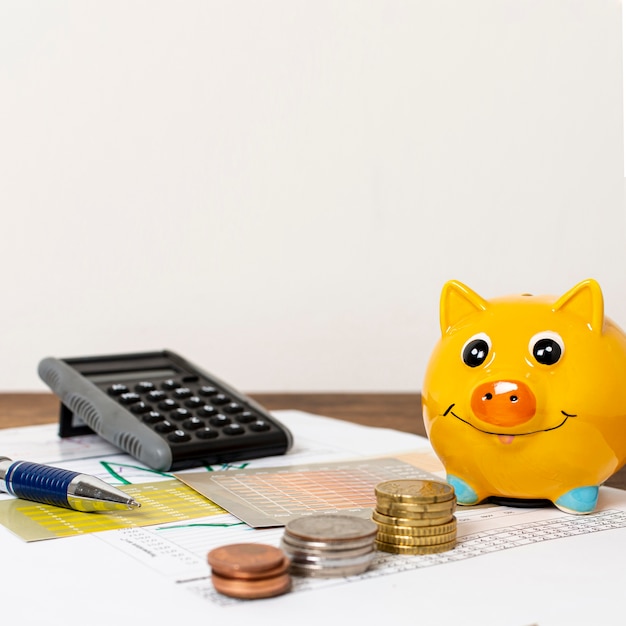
[422,279,626,514]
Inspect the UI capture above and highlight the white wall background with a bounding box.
[1,0,624,392]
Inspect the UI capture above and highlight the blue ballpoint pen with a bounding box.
[0,457,140,512]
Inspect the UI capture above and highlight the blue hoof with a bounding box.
[555,486,599,514]
[447,475,479,505]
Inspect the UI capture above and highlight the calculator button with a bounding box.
[142,411,165,424]
[130,402,151,414]
[119,392,141,405]
[249,420,271,432]
[147,390,167,402]
[107,384,129,396]
[158,399,179,410]
[223,402,243,414]
[161,379,180,390]
[223,424,245,436]
[182,417,205,430]
[173,387,193,399]
[167,430,191,443]
[196,427,219,439]
[198,405,218,417]
[170,408,192,421]
[236,412,256,424]
[199,386,218,396]
[185,396,203,408]
[155,420,176,433]
[211,394,230,405]
[209,414,231,427]
[134,381,155,393]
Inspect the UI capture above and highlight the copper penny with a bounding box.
[207,543,286,577]
[211,556,291,580]
[211,571,292,599]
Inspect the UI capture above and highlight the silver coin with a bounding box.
[287,549,375,568]
[280,537,374,560]
[284,514,377,543]
[289,556,375,578]
[280,532,375,553]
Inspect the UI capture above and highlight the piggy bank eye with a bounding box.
[462,333,491,367]
[529,331,564,365]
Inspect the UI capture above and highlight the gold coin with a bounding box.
[372,510,455,527]
[375,502,456,519]
[375,479,455,504]
[376,530,457,546]
[375,539,457,555]
[375,495,456,513]
[373,519,457,537]
[375,508,455,525]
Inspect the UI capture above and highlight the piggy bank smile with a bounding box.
[422,279,626,514]
[443,394,575,443]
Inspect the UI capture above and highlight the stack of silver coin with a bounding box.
[280,514,378,577]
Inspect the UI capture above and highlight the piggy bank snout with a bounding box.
[470,380,536,427]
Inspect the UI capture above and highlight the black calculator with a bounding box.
[38,350,293,471]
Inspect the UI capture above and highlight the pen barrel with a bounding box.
[4,461,79,509]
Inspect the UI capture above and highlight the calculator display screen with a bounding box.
[86,369,178,383]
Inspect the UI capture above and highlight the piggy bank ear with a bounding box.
[552,279,604,334]
[440,280,489,335]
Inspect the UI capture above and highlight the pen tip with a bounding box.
[129,499,141,509]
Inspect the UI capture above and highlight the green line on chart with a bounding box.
[99,460,251,485]
[206,462,250,471]
[99,461,174,484]
[155,522,247,531]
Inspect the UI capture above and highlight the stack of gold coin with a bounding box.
[372,479,457,555]
[207,543,291,599]
[280,514,378,577]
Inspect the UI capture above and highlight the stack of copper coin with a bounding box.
[372,479,457,555]
[280,513,378,577]
[207,543,291,599]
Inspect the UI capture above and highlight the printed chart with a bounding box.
[0,479,224,541]
[97,504,626,607]
[176,456,439,527]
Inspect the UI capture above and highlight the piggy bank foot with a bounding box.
[447,475,481,505]
[554,486,599,514]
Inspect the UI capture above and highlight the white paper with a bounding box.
[0,410,624,626]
